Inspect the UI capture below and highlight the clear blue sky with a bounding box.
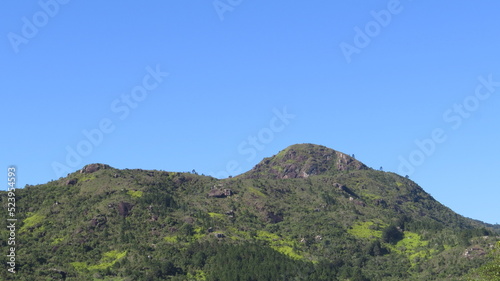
[2,1,499,224]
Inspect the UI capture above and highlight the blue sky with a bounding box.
[1,1,499,224]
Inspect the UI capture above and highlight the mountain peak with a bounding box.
[240,143,367,179]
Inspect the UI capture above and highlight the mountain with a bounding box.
[1,144,498,281]
[240,144,367,179]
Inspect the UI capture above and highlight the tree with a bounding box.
[366,240,388,256]
[382,225,403,244]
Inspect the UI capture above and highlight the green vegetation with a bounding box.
[390,232,433,266]
[382,224,404,244]
[0,145,498,280]
[246,185,266,197]
[164,235,179,243]
[474,241,500,280]
[255,230,305,260]
[207,212,224,219]
[50,236,66,245]
[19,212,45,233]
[77,173,97,182]
[127,190,143,198]
[71,250,127,272]
[186,270,207,281]
[348,221,383,239]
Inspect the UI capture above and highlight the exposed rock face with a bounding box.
[334,182,346,191]
[48,268,67,279]
[214,233,225,238]
[118,202,133,217]
[241,143,367,179]
[66,179,78,185]
[463,247,486,259]
[335,151,365,171]
[80,163,109,174]
[267,212,284,223]
[352,199,366,207]
[90,214,107,227]
[208,188,233,198]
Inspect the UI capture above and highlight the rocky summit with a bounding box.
[241,143,367,179]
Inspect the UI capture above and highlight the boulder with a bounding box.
[66,179,78,185]
[267,212,284,223]
[90,215,107,227]
[208,188,233,198]
[214,233,225,238]
[80,164,109,174]
[118,202,133,217]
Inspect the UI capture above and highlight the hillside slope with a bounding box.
[1,144,498,280]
